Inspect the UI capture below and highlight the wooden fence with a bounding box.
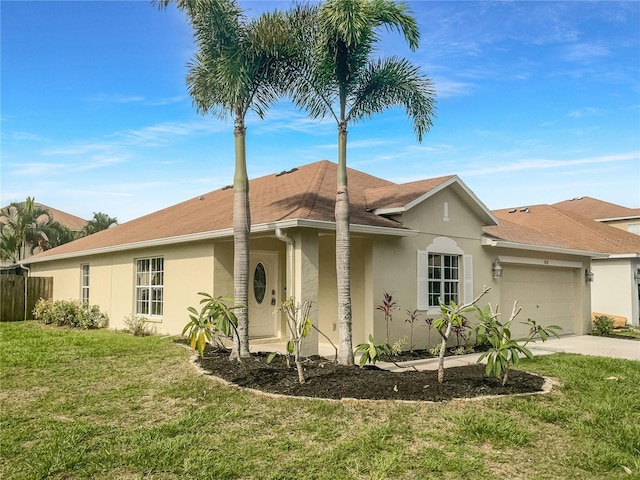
[0,275,53,322]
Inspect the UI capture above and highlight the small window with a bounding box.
[81,264,90,304]
[135,257,164,316]
[428,253,459,307]
[628,223,640,235]
[418,249,470,310]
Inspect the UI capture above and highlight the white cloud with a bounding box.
[568,107,602,119]
[458,152,638,177]
[561,43,611,63]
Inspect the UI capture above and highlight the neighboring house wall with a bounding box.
[592,257,640,325]
[601,219,640,234]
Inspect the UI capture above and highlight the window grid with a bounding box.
[81,264,90,304]
[136,257,164,316]
[428,253,459,307]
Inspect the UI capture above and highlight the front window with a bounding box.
[136,257,164,316]
[81,264,90,304]
[428,253,459,307]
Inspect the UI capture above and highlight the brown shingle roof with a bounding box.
[37,204,88,231]
[1,202,87,232]
[484,204,640,255]
[553,196,640,220]
[31,160,454,260]
[365,176,454,210]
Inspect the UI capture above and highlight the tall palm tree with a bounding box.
[83,212,118,236]
[155,0,292,360]
[287,0,436,365]
[0,197,53,262]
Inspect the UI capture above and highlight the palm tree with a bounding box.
[0,197,54,262]
[286,0,436,365]
[155,0,293,360]
[83,212,118,236]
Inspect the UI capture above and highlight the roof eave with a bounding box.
[372,176,499,226]
[597,253,640,259]
[595,215,640,222]
[481,236,609,258]
[21,219,417,265]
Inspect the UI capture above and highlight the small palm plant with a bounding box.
[434,287,491,384]
[354,335,392,367]
[376,292,399,344]
[404,308,421,352]
[183,293,241,358]
[475,303,562,385]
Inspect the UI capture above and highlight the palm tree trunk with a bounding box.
[231,121,251,360]
[336,122,354,366]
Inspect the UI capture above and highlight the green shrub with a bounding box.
[32,299,107,329]
[593,315,614,336]
[354,335,392,367]
[123,314,153,336]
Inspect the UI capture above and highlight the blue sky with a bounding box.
[2,1,639,223]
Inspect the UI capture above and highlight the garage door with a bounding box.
[500,266,576,338]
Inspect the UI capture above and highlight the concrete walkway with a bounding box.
[378,335,639,372]
[251,335,638,372]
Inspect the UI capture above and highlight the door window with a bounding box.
[253,263,266,304]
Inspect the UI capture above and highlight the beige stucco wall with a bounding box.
[602,219,640,234]
[490,249,592,338]
[27,185,596,351]
[316,234,371,348]
[30,241,219,335]
[592,257,640,325]
[368,189,501,349]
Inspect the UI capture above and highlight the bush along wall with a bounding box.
[32,299,108,329]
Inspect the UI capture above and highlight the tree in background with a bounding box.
[155,0,295,360]
[286,0,436,365]
[0,197,54,262]
[82,212,118,236]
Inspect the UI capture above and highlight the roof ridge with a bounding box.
[299,160,331,219]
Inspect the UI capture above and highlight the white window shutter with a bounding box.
[463,254,473,304]
[417,250,429,310]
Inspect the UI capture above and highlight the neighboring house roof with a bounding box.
[31,160,495,263]
[553,196,640,221]
[37,204,88,231]
[1,202,87,231]
[484,204,640,256]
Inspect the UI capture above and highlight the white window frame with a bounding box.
[80,264,90,304]
[627,223,640,235]
[417,237,472,311]
[427,253,460,307]
[135,257,164,317]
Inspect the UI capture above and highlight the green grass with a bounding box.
[611,327,640,340]
[1,322,639,480]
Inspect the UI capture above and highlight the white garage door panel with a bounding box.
[500,266,575,337]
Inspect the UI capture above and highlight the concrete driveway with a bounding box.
[253,335,639,372]
[527,335,639,361]
[378,335,639,372]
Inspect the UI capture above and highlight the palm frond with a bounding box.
[347,56,436,141]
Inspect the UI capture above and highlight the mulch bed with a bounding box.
[194,347,546,402]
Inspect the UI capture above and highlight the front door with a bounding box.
[248,252,279,338]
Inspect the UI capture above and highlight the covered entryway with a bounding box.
[248,252,279,338]
[500,264,577,337]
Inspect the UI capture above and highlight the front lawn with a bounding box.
[1,322,638,479]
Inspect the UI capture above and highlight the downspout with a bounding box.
[275,227,294,301]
